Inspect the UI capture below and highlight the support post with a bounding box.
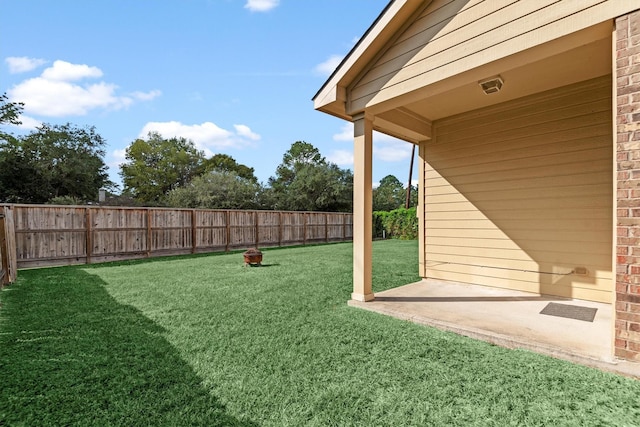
[352,113,374,302]
[418,142,426,278]
[614,11,640,362]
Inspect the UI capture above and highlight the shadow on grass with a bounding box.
[245,263,281,268]
[0,268,255,426]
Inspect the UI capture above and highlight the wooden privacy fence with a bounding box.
[0,204,353,270]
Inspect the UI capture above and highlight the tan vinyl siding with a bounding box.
[422,76,613,303]
[350,0,630,112]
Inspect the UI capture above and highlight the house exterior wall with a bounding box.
[423,76,613,303]
[615,10,640,361]
[349,0,633,114]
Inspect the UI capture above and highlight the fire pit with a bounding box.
[243,248,263,266]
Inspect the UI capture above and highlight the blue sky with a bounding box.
[1,0,418,190]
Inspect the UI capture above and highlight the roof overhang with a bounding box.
[312,0,429,122]
[313,0,615,145]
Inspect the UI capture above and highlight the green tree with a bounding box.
[202,153,257,183]
[373,174,406,212]
[0,93,23,127]
[0,93,24,151]
[0,123,113,203]
[408,182,419,208]
[120,132,205,205]
[288,162,353,212]
[267,141,352,212]
[166,171,260,209]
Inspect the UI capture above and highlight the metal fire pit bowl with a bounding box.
[243,248,263,266]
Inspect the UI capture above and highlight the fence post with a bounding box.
[0,210,8,285]
[85,208,93,264]
[191,209,197,254]
[255,211,259,248]
[325,213,328,243]
[225,210,231,252]
[303,213,307,245]
[343,213,347,241]
[278,212,283,247]
[146,208,152,258]
[0,206,17,284]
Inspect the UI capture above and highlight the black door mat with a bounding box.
[540,302,597,322]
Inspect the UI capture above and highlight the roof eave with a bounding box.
[312,0,427,119]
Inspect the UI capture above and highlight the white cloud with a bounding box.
[5,56,47,73]
[233,124,260,141]
[314,54,343,77]
[332,123,352,142]
[108,148,128,169]
[0,113,42,131]
[130,90,162,101]
[15,115,42,130]
[244,0,279,12]
[7,60,160,117]
[138,121,260,156]
[41,60,102,81]
[10,78,122,116]
[327,149,353,167]
[331,123,413,162]
[375,136,413,162]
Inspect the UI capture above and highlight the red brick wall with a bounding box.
[616,10,640,362]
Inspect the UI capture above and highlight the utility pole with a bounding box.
[405,144,415,209]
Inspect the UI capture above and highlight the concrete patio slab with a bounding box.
[348,279,640,379]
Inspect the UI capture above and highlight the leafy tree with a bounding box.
[0,123,113,203]
[120,132,205,205]
[166,171,261,209]
[373,174,406,212]
[407,182,419,208]
[0,93,23,127]
[0,93,24,151]
[288,162,353,212]
[267,141,352,212]
[202,153,257,183]
[99,192,144,207]
[47,195,83,205]
[276,141,324,179]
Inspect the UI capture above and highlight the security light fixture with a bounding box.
[479,75,504,94]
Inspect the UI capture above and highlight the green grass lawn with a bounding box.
[1,240,639,426]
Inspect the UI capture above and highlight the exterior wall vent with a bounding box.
[479,76,504,94]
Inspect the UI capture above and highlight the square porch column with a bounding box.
[352,113,374,302]
[615,9,640,362]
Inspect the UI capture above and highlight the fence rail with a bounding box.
[0,204,353,271]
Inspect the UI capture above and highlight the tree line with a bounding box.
[0,94,416,212]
